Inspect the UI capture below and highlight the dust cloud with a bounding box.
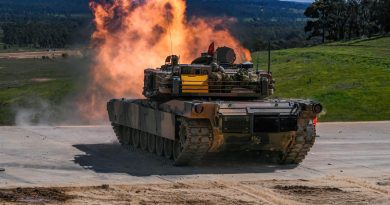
[12,96,88,126]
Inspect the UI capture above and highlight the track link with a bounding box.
[279,124,316,164]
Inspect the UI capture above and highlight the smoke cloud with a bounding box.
[78,0,251,123]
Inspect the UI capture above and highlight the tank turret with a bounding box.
[143,44,274,100]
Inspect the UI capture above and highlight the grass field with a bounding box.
[253,36,390,121]
[0,58,89,125]
[0,37,389,124]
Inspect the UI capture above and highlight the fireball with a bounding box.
[80,0,251,122]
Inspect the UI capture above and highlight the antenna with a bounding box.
[268,41,271,74]
[169,26,173,57]
[166,11,173,56]
[165,10,174,76]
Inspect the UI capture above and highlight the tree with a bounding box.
[305,0,389,43]
[304,0,334,43]
[1,22,75,48]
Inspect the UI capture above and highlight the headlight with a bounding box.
[312,103,323,114]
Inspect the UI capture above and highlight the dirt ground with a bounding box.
[0,177,389,204]
[0,122,389,204]
[0,50,83,59]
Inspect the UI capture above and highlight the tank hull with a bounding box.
[107,98,320,165]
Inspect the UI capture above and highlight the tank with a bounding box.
[107,44,323,166]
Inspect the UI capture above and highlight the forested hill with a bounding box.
[0,0,309,19]
[186,0,311,49]
[187,0,309,19]
[0,0,311,49]
[0,0,89,17]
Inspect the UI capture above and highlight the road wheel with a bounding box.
[148,134,156,153]
[164,139,173,159]
[122,127,132,147]
[132,129,140,148]
[140,132,148,151]
[156,136,164,156]
[127,128,134,146]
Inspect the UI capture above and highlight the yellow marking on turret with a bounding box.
[181,74,209,93]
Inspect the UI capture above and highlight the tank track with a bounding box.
[113,121,315,165]
[111,118,212,166]
[279,124,316,164]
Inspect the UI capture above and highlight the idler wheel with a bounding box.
[140,132,148,151]
[163,139,173,159]
[132,129,140,148]
[147,134,156,153]
[155,136,164,156]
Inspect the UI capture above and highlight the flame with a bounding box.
[80,0,251,122]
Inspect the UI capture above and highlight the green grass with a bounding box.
[253,36,390,121]
[0,58,89,125]
[0,37,389,124]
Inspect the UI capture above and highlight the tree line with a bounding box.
[0,0,89,15]
[187,0,311,50]
[304,0,390,42]
[0,12,91,49]
[0,0,91,49]
[2,23,72,48]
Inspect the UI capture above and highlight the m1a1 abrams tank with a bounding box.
[107,43,323,166]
